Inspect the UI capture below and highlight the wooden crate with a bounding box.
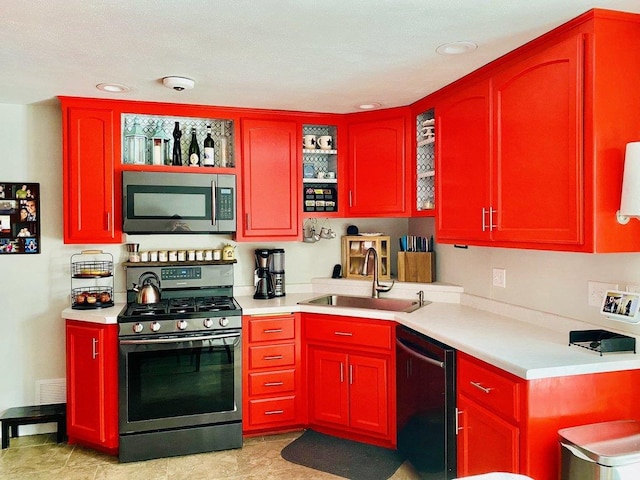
[397,252,434,283]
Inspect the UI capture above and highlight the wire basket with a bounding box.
[70,250,114,309]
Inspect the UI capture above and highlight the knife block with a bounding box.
[397,252,434,283]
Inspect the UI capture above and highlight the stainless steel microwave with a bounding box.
[122,171,236,234]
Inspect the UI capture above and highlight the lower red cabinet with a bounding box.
[65,320,118,454]
[242,313,304,433]
[304,314,395,447]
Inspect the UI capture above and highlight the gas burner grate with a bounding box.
[569,329,636,355]
[196,296,235,311]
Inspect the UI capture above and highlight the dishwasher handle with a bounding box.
[396,337,445,369]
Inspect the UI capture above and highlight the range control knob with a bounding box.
[203,318,214,329]
[219,317,229,327]
[177,319,189,331]
[150,321,161,332]
[133,323,144,334]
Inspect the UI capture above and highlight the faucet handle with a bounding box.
[376,280,395,293]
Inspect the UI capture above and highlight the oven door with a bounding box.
[119,329,242,434]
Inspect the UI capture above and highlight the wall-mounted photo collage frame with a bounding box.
[0,182,40,254]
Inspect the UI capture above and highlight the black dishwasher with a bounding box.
[396,325,456,479]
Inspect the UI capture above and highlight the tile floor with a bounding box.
[0,431,422,480]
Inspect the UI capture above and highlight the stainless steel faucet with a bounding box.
[362,247,394,298]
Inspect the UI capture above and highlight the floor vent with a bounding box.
[36,378,66,404]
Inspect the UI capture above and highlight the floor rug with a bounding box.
[281,429,405,480]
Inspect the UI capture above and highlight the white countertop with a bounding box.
[61,281,640,381]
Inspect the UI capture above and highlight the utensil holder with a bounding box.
[397,252,434,283]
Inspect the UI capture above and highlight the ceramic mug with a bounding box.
[303,135,317,149]
[317,135,333,150]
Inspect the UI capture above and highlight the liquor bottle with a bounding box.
[172,122,182,166]
[203,125,215,167]
[188,128,200,166]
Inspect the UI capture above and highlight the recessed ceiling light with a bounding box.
[436,41,478,55]
[96,83,130,93]
[358,102,382,110]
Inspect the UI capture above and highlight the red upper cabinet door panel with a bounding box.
[63,106,119,244]
[436,80,492,243]
[347,113,408,217]
[491,34,584,245]
[239,118,300,240]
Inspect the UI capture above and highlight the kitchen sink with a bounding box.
[298,294,428,313]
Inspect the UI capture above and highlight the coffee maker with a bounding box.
[269,248,285,297]
[254,249,274,299]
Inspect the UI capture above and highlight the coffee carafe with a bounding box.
[269,248,285,297]
[254,249,275,299]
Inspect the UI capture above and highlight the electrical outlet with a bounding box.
[587,281,618,307]
[492,268,506,288]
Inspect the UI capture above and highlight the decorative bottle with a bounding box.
[203,125,215,167]
[188,128,200,166]
[172,122,182,166]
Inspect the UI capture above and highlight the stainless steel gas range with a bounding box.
[117,263,242,463]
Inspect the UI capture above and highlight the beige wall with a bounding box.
[409,217,640,335]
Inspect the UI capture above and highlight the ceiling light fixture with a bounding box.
[358,102,382,110]
[436,41,478,55]
[162,76,195,91]
[96,83,130,93]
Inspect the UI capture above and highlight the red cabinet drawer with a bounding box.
[248,396,297,426]
[248,344,295,369]
[305,315,392,350]
[247,315,295,343]
[248,369,296,396]
[458,354,521,423]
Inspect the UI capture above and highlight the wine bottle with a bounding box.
[203,125,215,167]
[172,122,182,166]
[188,128,200,166]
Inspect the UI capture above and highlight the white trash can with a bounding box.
[559,420,640,480]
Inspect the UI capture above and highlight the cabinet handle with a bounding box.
[246,213,250,229]
[263,355,284,361]
[334,331,353,337]
[489,207,497,231]
[349,190,353,207]
[340,362,344,383]
[264,410,284,415]
[264,381,284,387]
[470,381,493,393]
[92,338,98,360]
[349,364,353,385]
[263,328,283,334]
[105,212,110,231]
[456,408,463,433]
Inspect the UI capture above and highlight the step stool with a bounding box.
[0,403,66,448]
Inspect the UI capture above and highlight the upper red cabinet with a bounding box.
[346,109,410,217]
[61,99,120,244]
[239,117,300,240]
[435,10,640,252]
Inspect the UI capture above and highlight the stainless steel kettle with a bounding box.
[133,272,161,304]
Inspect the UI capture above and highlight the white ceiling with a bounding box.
[2,1,640,113]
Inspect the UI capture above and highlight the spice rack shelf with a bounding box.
[341,235,391,280]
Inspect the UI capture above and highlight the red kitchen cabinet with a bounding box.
[239,118,300,240]
[435,10,640,252]
[65,320,118,454]
[346,110,410,217]
[457,351,640,480]
[242,313,304,434]
[61,100,119,244]
[456,353,522,477]
[304,314,395,447]
[436,80,491,242]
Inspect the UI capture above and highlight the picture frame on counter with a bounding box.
[601,289,640,323]
[0,182,40,254]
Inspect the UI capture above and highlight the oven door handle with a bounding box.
[120,332,240,345]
